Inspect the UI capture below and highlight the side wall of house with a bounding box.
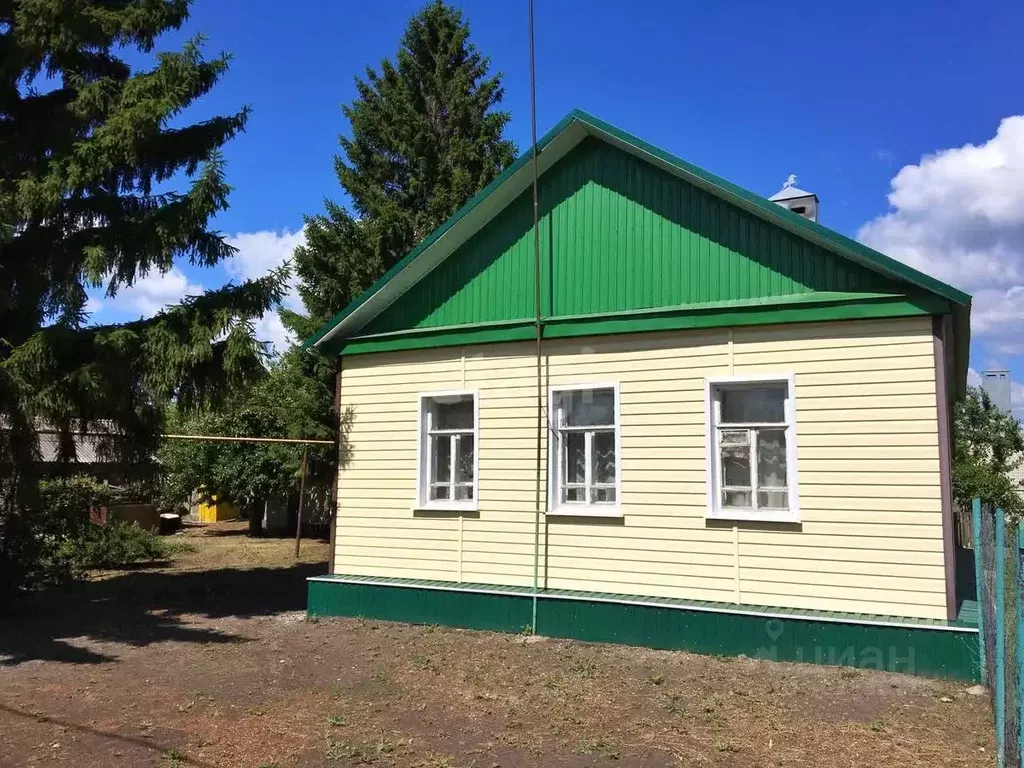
[334,316,946,620]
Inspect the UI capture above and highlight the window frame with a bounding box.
[416,389,480,512]
[704,373,800,524]
[547,382,622,518]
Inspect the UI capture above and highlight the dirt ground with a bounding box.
[0,521,995,767]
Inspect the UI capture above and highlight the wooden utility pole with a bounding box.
[294,445,308,559]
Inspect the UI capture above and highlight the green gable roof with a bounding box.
[304,110,970,388]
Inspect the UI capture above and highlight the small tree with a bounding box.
[953,386,1024,517]
[158,354,334,535]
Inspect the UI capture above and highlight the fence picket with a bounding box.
[1018,525,1024,765]
[996,508,1007,768]
[975,497,987,683]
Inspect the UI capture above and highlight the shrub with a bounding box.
[39,475,120,534]
[59,520,174,569]
[0,476,108,606]
[1,501,72,605]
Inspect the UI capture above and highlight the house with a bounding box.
[31,421,152,483]
[304,110,977,680]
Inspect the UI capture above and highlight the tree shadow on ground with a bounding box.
[0,559,327,666]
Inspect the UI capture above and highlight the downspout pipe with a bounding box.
[528,0,543,636]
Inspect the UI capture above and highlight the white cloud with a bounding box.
[116,267,203,318]
[224,228,306,355]
[858,116,1024,351]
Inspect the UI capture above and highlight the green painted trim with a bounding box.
[303,108,970,353]
[546,291,910,322]
[347,293,903,343]
[308,578,532,633]
[347,316,534,341]
[336,295,948,356]
[307,578,981,681]
[541,295,947,340]
[341,323,536,355]
[309,574,977,630]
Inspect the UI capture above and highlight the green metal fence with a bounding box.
[973,497,1023,767]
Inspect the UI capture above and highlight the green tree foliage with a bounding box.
[158,352,335,532]
[1,1,283,600]
[269,2,516,522]
[291,0,517,325]
[3,475,113,590]
[59,519,185,570]
[953,386,1024,517]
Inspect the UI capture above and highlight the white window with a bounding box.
[705,374,799,523]
[548,384,621,517]
[418,391,478,510]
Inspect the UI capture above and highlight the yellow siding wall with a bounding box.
[334,316,946,620]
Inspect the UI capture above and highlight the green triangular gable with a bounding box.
[360,137,920,337]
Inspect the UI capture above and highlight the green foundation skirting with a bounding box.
[307,577,981,681]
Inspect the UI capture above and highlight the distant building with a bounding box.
[981,369,1011,413]
[31,422,152,482]
[978,370,1024,495]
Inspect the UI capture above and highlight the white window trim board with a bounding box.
[415,389,480,512]
[547,381,623,518]
[703,373,801,524]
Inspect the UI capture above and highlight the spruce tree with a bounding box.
[0,1,283,596]
[274,2,516,537]
[292,0,517,324]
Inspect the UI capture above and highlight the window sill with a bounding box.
[547,505,623,519]
[412,503,479,514]
[707,508,800,524]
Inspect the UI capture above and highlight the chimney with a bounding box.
[981,370,1011,413]
[769,174,819,222]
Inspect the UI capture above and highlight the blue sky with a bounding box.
[92,0,1024,405]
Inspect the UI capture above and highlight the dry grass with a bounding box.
[0,524,994,767]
